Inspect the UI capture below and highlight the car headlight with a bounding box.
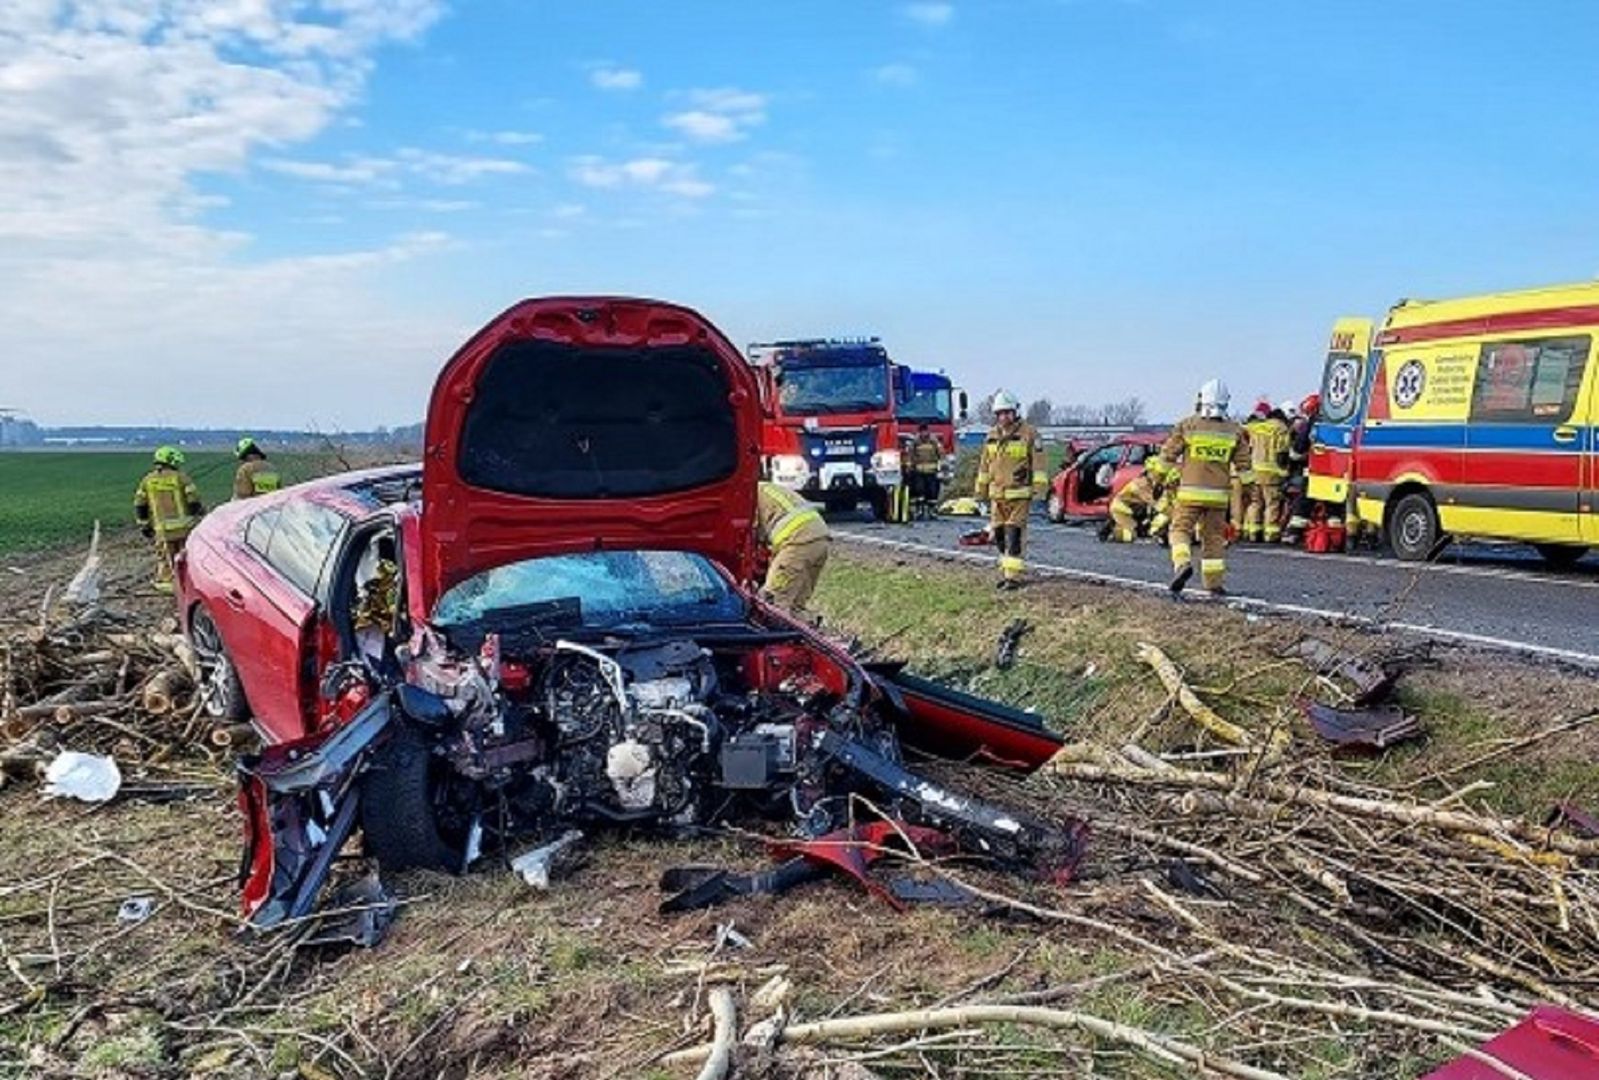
[770,455,811,482]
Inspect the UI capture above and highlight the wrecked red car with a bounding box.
[176,297,1080,928]
[1045,433,1167,522]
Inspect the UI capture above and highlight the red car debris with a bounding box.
[174,297,1085,929]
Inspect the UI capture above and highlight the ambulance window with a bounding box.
[1470,337,1589,423]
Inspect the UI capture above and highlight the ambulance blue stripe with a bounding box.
[1356,424,1587,451]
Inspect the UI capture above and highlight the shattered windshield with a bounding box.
[432,550,744,629]
[777,364,889,415]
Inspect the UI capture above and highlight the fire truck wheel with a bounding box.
[1387,492,1440,562]
[1533,543,1588,569]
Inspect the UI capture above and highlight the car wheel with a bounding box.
[1534,543,1588,568]
[361,722,472,873]
[188,607,249,722]
[1387,493,1441,562]
[1046,492,1064,523]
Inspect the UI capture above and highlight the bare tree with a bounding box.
[1050,403,1091,425]
[1101,397,1147,425]
[1024,398,1054,427]
[972,393,996,426]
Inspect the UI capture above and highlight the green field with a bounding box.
[0,451,354,555]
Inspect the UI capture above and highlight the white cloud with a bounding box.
[568,156,714,198]
[551,203,587,219]
[662,110,740,143]
[662,87,768,144]
[467,129,544,146]
[902,2,955,26]
[264,148,529,188]
[0,0,464,425]
[873,63,919,87]
[590,66,643,91]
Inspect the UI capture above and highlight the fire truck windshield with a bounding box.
[777,364,889,415]
[898,386,951,423]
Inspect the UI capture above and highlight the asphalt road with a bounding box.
[833,513,1599,666]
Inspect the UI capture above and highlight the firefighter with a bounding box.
[1103,456,1172,543]
[133,446,204,593]
[756,481,830,611]
[974,391,1047,589]
[1162,380,1251,596]
[909,424,943,518]
[232,436,282,500]
[1243,404,1291,543]
[1283,393,1324,544]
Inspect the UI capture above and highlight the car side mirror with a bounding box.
[956,391,969,422]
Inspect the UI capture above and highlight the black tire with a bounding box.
[867,488,891,523]
[1387,493,1441,562]
[188,607,250,722]
[1534,543,1588,568]
[361,723,469,873]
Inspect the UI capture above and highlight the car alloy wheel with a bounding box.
[189,608,249,721]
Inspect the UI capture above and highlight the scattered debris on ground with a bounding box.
[3,536,1598,1078]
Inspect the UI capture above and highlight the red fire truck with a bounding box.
[749,338,906,519]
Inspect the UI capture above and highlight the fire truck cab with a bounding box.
[750,338,907,519]
[895,368,968,475]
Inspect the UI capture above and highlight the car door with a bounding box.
[227,500,349,742]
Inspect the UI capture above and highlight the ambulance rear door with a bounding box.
[1308,317,1374,505]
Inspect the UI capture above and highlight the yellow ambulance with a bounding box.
[1308,281,1599,563]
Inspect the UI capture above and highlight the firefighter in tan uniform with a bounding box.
[133,446,205,593]
[1161,381,1251,596]
[232,437,282,500]
[756,482,830,611]
[1242,406,1290,543]
[908,425,944,518]
[975,391,1047,589]
[1104,457,1175,543]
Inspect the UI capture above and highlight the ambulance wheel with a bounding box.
[1046,492,1065,523]
[1534,543,1588,568]
[1387,493,1440,562]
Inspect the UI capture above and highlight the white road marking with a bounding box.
[838,531,1599,669]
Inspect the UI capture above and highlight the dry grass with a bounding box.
[0,538,1596,1078]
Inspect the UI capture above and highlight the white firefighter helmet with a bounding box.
[1196,379,1230,419]
[991,390,1020,414]
[1278,398,1300,420]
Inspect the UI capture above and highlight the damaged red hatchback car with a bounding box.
[175,298,1081,927]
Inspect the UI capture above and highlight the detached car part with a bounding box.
[1301,700,1424,751]
[1284,638,1395,706]
[1421,1005,1599,1079]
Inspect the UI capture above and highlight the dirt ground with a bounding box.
[1,533,1596,1078]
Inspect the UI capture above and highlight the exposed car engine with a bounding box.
[240,621,1085,930]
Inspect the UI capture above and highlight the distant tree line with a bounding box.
[970,394,1147,427]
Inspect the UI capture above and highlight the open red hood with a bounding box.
[420,297,761,613]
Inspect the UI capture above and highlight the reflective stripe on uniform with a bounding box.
[142,473,194,535]
[251,470,282,494]
[1001,486,1033,500]
[1201,558,1226,574]
[999,555,1024,577]
[1170,544,1192,565]
[1176,486,1230,507]
[1109,497,1132,515]
[771,505,823,547]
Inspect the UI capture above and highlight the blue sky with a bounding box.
[7,1,1599,427]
